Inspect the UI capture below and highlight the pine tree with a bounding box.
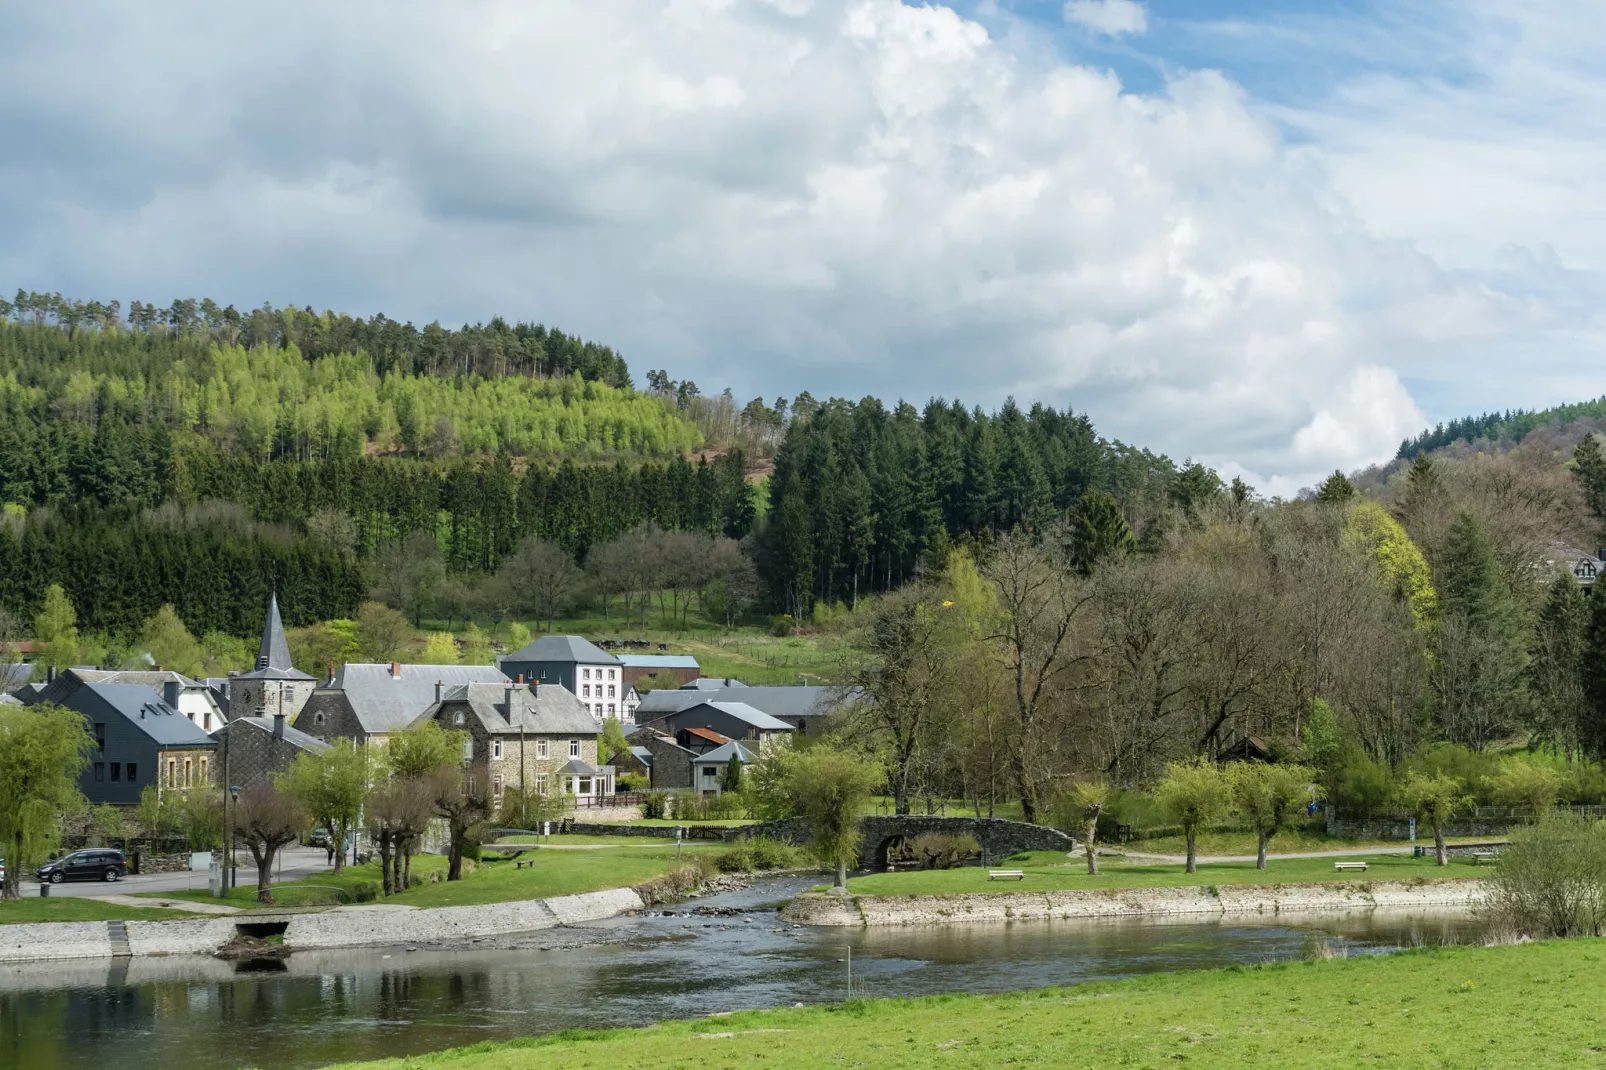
[1066,488,1135,575]
[1531,573,1590,754]
[1314,470,1356,504]
[1434,512,1529,748]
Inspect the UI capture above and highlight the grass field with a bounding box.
[0,898,204,924]
[141,842,721,910]
[844,851,1482,896]
[325,938,1606,1069]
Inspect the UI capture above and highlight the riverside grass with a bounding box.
[324,939,1606,1070]
[0,898,204,924]
[844,851,1481,896]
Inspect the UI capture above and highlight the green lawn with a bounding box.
[0,898,205,924]
[845,851,1482,896]
[141,843,720,910]
[325,938,1606,1069]
[1123,827,1482,857]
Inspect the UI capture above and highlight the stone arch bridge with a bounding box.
[726,815,1075,868]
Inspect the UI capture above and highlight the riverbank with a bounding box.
[784,877,1483,926]
[321,937,1606,1069]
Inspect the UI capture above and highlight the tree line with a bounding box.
[1397,396,1606,458]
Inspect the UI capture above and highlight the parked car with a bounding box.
[36,848,127,884]
[307,828,330,848]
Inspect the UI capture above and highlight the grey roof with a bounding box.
[87,682,217,747]
[692,741,756,766]
[256,592,296,673]
[328,662,511,735]
[617,654,700,670]
[682,676,748,690]
[637,686,842,720]
[500,634,620,666]
[702,701,794,731]
[629,745,653,767]
[0,692,19,705]
[556,757,600,776]
[216,716,330,753]
[417,681,600,737]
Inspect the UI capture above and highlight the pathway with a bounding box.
[88,894,242,915]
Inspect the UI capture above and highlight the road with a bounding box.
[14,845,335,899]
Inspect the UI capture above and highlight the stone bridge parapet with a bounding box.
[726,815,1074,867]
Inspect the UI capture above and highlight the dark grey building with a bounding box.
[21,672,217,805]
[633,684,850,736]
[626,727,696,790]
[213,714,330,793]
[297,662,511,744]
[633,700,795,750]
[497,635,623,722]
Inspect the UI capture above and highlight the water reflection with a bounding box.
[0,880,1487,1070]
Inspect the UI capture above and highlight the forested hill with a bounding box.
[1397,396,1606,458]
[0,289,1198,643]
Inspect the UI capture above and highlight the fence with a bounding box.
[572,792,647,810]
[1325,804,1606,840]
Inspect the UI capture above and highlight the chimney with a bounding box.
[273,712,286,738]
[47,666,56,683]
[153,664,162,672]
[162,679,181,710]
[504,685,516,723]
[390,662,401,679]
[435,679,443,703]
[516,673,524,685]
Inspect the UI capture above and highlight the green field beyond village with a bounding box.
[324,939,1606,1070]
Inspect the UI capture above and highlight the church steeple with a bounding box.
[256,592,293,671]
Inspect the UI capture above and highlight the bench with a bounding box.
[1472,851,1499,865]
[515,859,537,870]
[1333,861,1368,872]
[987,869,1025,881]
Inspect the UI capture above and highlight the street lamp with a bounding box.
[228,784,241,890]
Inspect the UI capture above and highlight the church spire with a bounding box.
[256,592,293,671]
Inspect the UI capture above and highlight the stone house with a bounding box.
[497,635,625,724]
[410,681,610,808]
[625,726,696,791]
[296,662,512,746]
[690,740,755,797]
[212,713,330,793]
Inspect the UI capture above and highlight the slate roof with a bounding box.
[629,745,653,767]
[556,757,601,776]
[636,685,844,720]
[692,741,756,766]
[617,654,701,670]
[418,681,600,737]
[501,634,620,666]
[238,594,313,681]
[215,716,330,753]
[328,662,510,735]
[682,677,748,690]
[89,682,217,747]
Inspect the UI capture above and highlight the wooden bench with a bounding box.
[1333,861,1368,872]
[1472,851,1499,865]
[515,859,537,870]
[987,869,1025,881]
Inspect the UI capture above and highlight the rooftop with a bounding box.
[325,662,510,735]
[421,681,600,736]
[617,654,700,670]
[638,687,838,721]
[501,634,620,666]
[216,716,330,752]
[692,740,756,766]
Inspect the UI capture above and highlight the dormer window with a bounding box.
[453,711,466,726]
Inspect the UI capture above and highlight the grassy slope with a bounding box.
[0,898,204,924]
[143,843,720,910]
[327,938,1606,1070]
[845,851,1482,895]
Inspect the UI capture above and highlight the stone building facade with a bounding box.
[212,713,330,793]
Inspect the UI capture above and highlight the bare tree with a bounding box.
[366,778,434,895]
[234,782,307,904]
[497,537,583,632]
[428,766,494,881]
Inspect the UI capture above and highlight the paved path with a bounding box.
[87,894,242,915]
[16,845,333,899]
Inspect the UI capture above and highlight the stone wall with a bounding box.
[564,821,671,838]
[784,878,1485,927]
[730,815,1075,867]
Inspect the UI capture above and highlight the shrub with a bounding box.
[1483,810,1606,938]
[669,790,746,821]
[341,880,381,904]
[898,832,981,870]
[461,842,482,862]
[617,772,649,793]
[641,791,669,820]
[717,836,806,873]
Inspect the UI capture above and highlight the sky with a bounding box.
[1,0,1602,494]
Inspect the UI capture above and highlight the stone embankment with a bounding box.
[0,887,648,965]
[783,878,1484,926]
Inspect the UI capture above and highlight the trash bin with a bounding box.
[39,883,49,897]
[1413,844,1424,858]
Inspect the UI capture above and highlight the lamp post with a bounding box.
[228,784,241,890]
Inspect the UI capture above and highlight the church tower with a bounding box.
[230,592,316,721]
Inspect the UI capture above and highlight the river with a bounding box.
[0,877,1487,1070]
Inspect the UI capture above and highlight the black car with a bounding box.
[36,849,127,884]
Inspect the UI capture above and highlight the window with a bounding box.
[166,759,176,787]
[94,723,105,751]
[313,711,325,726]
[453,711,466,725]
[94,762,105,782]
[535,774,548,794]
[703,767,718,780]
[607,669,615,680]
[578,777,592,795]
[493,775,504,798]
[569,739,580,758]
[126,763,137,783]
[608,704,616,715]
[537,739,549,758]
[492,739,503,759]
[582,684,591,698]
[200,757,208,783]
[285,687,295,702]
[183,759,192,787]
[110,763,121,782]
[582,668,591,680]
[608,685,616,698]
[466,774,477,794]
[594,704,603,717]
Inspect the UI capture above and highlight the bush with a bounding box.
[896,832,981,870]
[717,836,806,873]
[641,791,669,820]
[669,790,746,821]
[1484,810,1606,938]
[1327,743,1396,819]
[768,614,795,637]
[341,881,381,904]
[462,842,482,862]
[617,772,649,793]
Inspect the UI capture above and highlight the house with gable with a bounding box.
[633,683,849,737]
[632,699,795,752]
[690,740,756,797]
[410,680,609,806]
[498,635,626,723]
[68,669,227,731]
[212,712,330,793]
[296,661,511,746]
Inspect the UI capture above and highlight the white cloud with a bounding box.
[0,0,1582,490]
[1063,0,1148,37]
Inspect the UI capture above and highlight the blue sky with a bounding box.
[0,0,1599,492]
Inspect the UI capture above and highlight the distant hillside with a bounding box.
[1398,397,1606,458]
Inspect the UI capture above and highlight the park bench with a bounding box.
[1472,851,1499,865]
[987,869,1025,881]
[515,858,537,870]
[1333,861,1368,873]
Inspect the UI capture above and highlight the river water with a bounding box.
[0,878,1486,1070]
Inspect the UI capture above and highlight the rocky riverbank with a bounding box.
[782,878,1485,926]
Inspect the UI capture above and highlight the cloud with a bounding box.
[0,0,1581,491]
[1063,0,1148,37]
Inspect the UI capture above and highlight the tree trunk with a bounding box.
[377,834,394,896]
[448,828,465,881]
[1256,829,1269,871]
[1434,826,1447,867]
[402,841,414,890]
[331,821,346,875]
[835,858,847,893]
[1185,827,1197,874]
[1083,818,1099,875]
[254,845,276,903]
